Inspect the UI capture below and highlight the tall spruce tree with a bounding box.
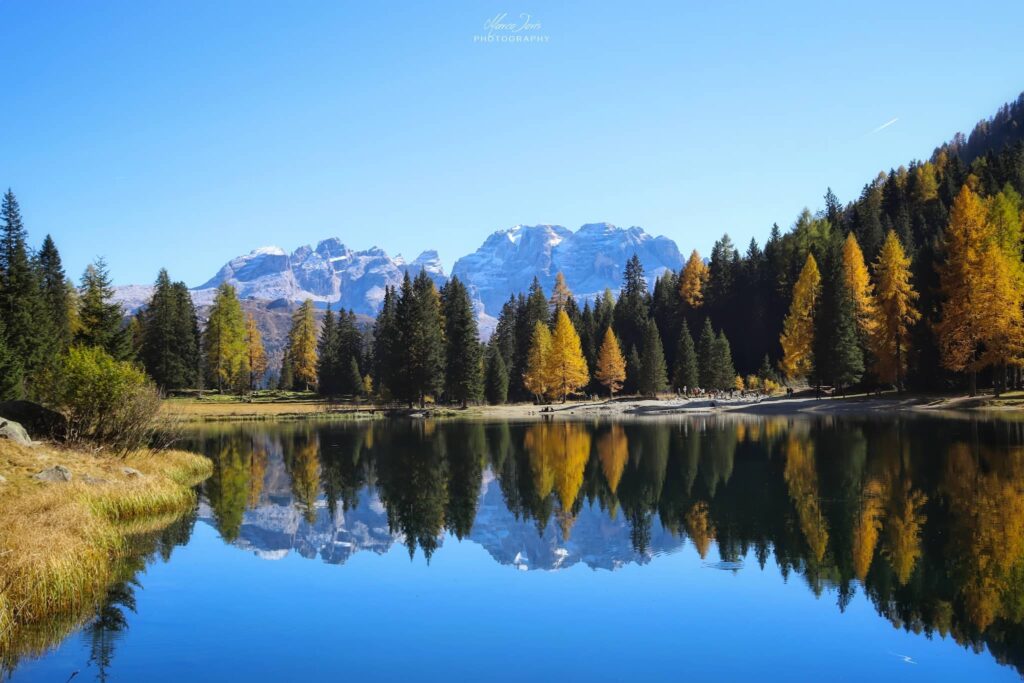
[673,319,699,391]
[396,271,445,406]
[140,269,200,390]
[824,269,864,393]
[441,276,483,407]
[317,306,340,395]
[36,234,73,360]
[0,316,23,400]
[77,258,132,360]
[638,319,669,396]
[613,254,650,355]
[484,344,509,405]
[713,331,737,390]
[0,189,46,384]
[373,285,400,398]
[696,319,717,389]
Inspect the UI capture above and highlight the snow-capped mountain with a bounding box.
[112,223,685,330]
[451,223,684,317]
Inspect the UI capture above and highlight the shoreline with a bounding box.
[0,439,212,665]
[161,391,1024,423]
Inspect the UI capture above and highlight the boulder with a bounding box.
[121,467,144,479]
[33,465,72,483]
[82,474,109,485]
[0,419,31,446]
[0,401,67,440]
[0,474,7,485]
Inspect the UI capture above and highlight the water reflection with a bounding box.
[185,417,1024,674]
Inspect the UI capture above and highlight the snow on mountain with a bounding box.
[451,222,684,318]
[112,223,685,331]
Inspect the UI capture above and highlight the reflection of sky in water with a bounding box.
[8,416,1024,682]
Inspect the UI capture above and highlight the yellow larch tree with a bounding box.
[840,232,878,340]
[523,321,552,400]
[549,272,572,312]
[596,425,628,494]
[594,326,626,397]
[936,185,1023,394]
[678,249,708,309]
[244,312,268,391]
[871,230,919,390]
[285,299,319,391]
[544,309,590,402]
[780,253,821,381]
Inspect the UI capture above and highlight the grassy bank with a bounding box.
[0,439,212,660]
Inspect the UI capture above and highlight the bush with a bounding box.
[40,346,162,454]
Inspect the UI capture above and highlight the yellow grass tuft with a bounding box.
[0,439,211,659]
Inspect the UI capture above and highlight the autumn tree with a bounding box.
[284,299,319,391]
[203,283,248,392]
[678,249,708,310]
[244,312,268,391]
[594,326,626,398]
[840,232,877,343]
[549,272,571,312]
[871,231,919,390]
[523,321,551,401]
[545,308,589,402]
[780,254,821,381]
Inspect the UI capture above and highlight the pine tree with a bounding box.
[394,271,445,406]
[203,283,248,392]
[77,258,132,360]
[484,344,509,405]
[523,321,551,401]
[141,269,200,390]
[0,317,23,400]
[638,319,669,396]
[713,331,736,390]
[373,285,400,398]
[696,318,717,389]
[626,346,642,395]
[347,356,364,397]
[512,278,549,401]
[871,230,919,390]
[545,309,589,402]
[673,319,699,391]
[614,254,650,355]
[441,276,483,406]
[825,267,865,392]
[594,326,626,398]
[0,189,46,383]
[316,306,339,395]
[244,312,268,391]
[780,254,821,381]
[285,299,318,391]
[36,234,72,359]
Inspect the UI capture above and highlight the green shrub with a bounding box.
[40,346,162,454]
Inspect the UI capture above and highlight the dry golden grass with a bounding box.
[0,439,211,656]
[161,398,380,422]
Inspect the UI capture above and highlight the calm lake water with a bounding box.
[6,415,1024,681]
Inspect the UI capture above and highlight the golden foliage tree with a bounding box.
[871,230,919,389]
[937,186,1024,394]
[545,309,590,402]
[783,434,828,563]
[523,321,551,400]
[203,283,248,393]
[841,232,877,340]
[780,254,821,381]
[549,272,572,312]
[244,313,268,391]
[596,425,628,494]
[594,326,626,397]
[285,299,319,391]
[678,249,708,309]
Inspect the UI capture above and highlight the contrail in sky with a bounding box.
[869,117,899,134]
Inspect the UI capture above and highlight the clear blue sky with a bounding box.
[3,1,1023,286]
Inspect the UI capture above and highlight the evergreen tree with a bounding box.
[373,285,399,397]
[484,344,509,405]
[140,269,200,390]
[625,345,642,395]
[284,299,318,391]
[0,317,23,400]
[512,278,550,401]
[673,319,699,391]
[317,306,340,395]
[396,271,445,406]
[441,276,483,406]
[77,258,132,360]
[713,331,736,390]
[203,283,248,392]
[346,356,364,397]
[36,234,73,359]
[614,254,650,355]
[244,312,268,391]
[696,318,717,389]
[824,269,864,392]
[594,326,626,398]
[638,319,669,396]
[0,189,46,383]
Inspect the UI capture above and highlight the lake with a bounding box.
[5,415,1024,681]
